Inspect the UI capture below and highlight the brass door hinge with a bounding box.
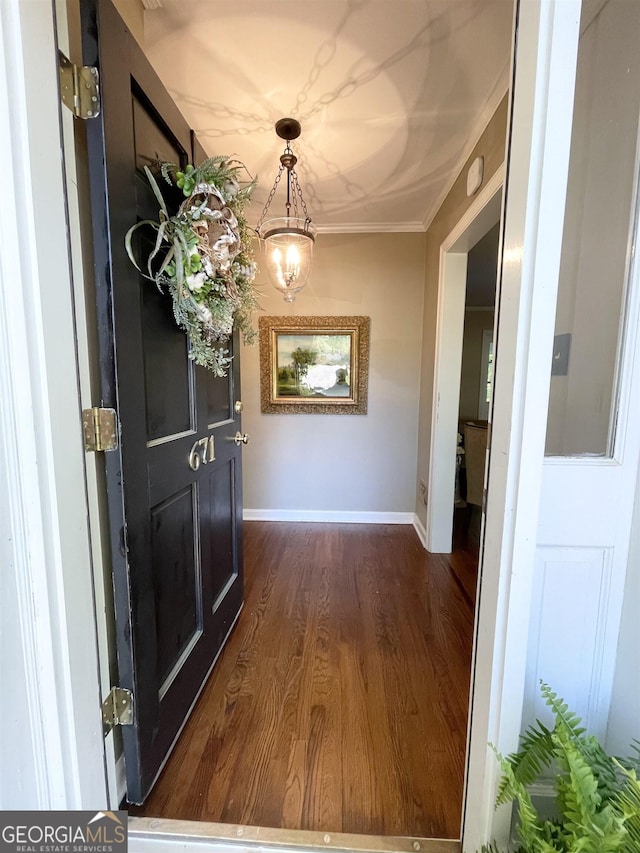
[82,407,118,452]
[101,687,133,736]
[59,51,100,119]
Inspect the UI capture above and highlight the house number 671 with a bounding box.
[188,435,215,471]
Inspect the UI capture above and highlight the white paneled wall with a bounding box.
[525,546,614,739]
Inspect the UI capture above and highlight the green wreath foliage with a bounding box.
[125,156,259,376]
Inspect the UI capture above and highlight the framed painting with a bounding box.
[259,316,370,414]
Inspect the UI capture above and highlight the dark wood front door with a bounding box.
[81,0,245,804]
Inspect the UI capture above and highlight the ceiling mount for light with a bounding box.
[256,118,317,303]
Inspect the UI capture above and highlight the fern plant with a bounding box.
[481,682,640,852]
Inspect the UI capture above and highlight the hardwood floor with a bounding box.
[132,522,478,839]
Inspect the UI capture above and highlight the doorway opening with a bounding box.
[425,174,503,555]
[69,0,510,836]
[455,222,499,552]
[119,192,502,844]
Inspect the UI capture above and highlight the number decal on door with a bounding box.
[188,435,215,470]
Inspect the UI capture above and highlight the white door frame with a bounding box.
[462,0,582,848]
[425,169,503,554]
[0,0,108,808]
[1,0,590,851]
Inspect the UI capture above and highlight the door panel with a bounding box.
[207,460,237,606]
[81,0,244,804]
[150,485,202,688]
[141,278,194,442]
[207,369,233,426]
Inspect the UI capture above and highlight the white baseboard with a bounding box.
[412,513,427,549]
[243,509,414,525]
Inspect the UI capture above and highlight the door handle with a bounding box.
[233,431,250,446]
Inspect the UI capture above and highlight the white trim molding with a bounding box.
[315,221,426,234]
[425,166,503,554]
[0,0,107,810]
[244,509,415,525]
[462,0,582,849]
[412,513,428,549]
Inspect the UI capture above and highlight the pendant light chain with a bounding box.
[255,117,317,303]
[285,143,294,218]
[256,137,313,233]
[290,170,299,220]
[256,163,285,233]
[291,168,311,225]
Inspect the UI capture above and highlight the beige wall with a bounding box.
[459,310,494,424]
[240,233,425,514]
[415,95,509,522]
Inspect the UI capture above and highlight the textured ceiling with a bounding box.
[141,0,513,232]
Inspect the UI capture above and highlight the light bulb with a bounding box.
[286,243,300,275]
[272,248,286,287]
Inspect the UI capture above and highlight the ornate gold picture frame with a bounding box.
[259,316,370,414]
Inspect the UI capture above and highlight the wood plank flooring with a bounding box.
[132,522,477,839]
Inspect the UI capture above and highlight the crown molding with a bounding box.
[315,221,426,235]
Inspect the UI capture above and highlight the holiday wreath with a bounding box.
[125,157,258,376]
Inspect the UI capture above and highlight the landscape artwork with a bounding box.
[259,316,370,415]
[275,333,353,400]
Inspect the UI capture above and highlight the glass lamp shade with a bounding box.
[260,217,317,302]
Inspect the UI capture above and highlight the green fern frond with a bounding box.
[614,765,640,853]
[512,722,556,787]
[555,775,572,829]
[483,685,640,853]
[547,739,627,852]
[540,682,586,739]
[628,741,640,773]
[579,736,621,802]
[160,161,177,185]
[556,733,601,833]
[495,725,554,806]
[538,819,567,852]
[193,156,252,191]
[194,155,228,180]
[495,751,553,852]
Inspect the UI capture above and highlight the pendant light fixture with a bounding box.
[256,118,317,303]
